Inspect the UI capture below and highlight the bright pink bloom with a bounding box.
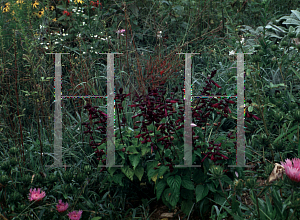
[56,200,69,213]
[281,158,300,182]
[67,210,83,220]
[28,188,46,201]
[116,29,125,34]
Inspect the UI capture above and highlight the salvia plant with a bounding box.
[81,69,263,217]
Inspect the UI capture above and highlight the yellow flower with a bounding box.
[45,6,55,11]
[32,0,39,9]
[52,18,57,22]
[16,0,24,3]
[2,3,10,12]
[37,8,44,18]
[75,0,84,4]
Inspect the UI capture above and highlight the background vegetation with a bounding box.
[1,0,300,219]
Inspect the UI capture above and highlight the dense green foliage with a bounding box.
[1,0,300,219]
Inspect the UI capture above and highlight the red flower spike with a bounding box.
[252,115,261,121]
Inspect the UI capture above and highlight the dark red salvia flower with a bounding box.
[90,0,102,10]
[63,10,72,16]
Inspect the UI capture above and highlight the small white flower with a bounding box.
[90,47,93,49]
[235,171,238,178]
[54,41,59,44]
[83,52,86,54]
[190,123,197,127]
[40,42,44,45]
[229,50,235,56]
[82,22,85,25]
[46,43,49,45]
[240,37,245,44]
[157,31,162,38]
[76,12,80,15]
[44,46,48,50]
[72,8,76,12]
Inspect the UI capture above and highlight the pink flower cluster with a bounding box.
[28,188,82,219]
[281,158,300,182]
[67,210,83,220]
[56,199,69,212]
[28,188,46,201]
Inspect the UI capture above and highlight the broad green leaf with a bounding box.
[152,173,158,184]
[112,174,124,186]
[181,178,195,190]
[127,146,139,154]
[196,184,209,202]
[107,167,118,177]
[148,168,159,183]
[156,180,167,200]
[129,154,140,170]
[181,200,194,215]
[167,175,181,191]
[141,145,150,156]
[134,166,144,181]
[164,188,180,208]
[158,165,169,179]
[121,166,134,181]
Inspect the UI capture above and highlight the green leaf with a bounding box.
[273,124,299,143]
[141,145,150,156]
[127,146,139,154]
[167,175,182,191]
[158,165,169,179]
[164,188,180,208]
[107,167,118,177]
[181,178,195,190]
[91,217,102,220]
[129,154,140,170]
[291,10,300,20]
[112,174,124,186]
[121,166,134,181]
[156,179,167,200]
[181,200,194,215]
[147,168,159,183]
[196,184,209,203]
[290,67,300,81]
[134,166,144,181]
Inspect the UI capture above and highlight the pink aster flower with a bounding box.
[28,188,46,201]
[116,29,125,34]
[67,210,83,220]
[280,158,300,182]
[56,200,69,213]
[116,29,125,36]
